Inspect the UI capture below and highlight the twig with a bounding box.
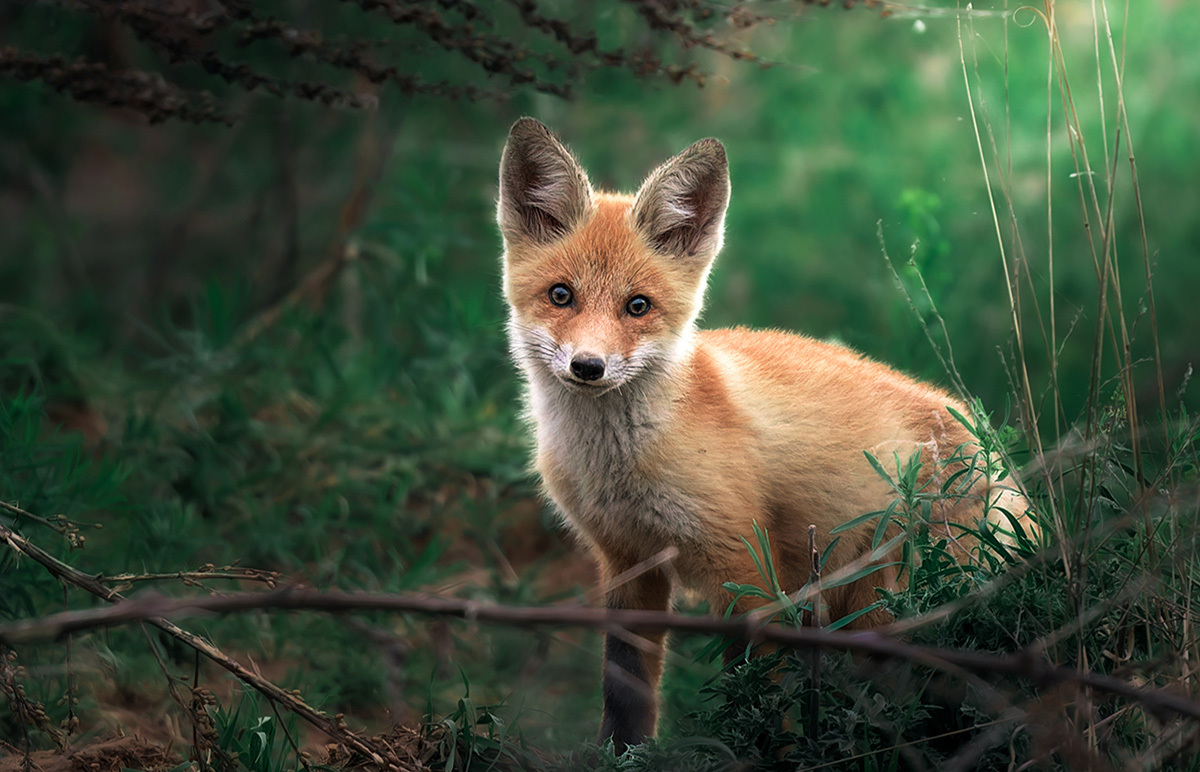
[1,647,66,750]
[807,524,822,740]
[345,0,572,97]
[582,546,679,606]
[269,694,312,772]
[100,568,281,587]
[237,13,501,100]
[0,522,419,772]
[0,500,101,548]
[60,585,77,736]
[3,582,1200,723]
[138,620,227,769]
[0,46,231,125]
[193,650,208,772]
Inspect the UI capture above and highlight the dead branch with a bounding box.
[2,578,1199,724]
[100,567,281,587]
[0,519,419,772]
[0,46,230,125]
[3,1,877,124]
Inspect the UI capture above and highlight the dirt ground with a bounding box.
[0,726,446,772]
[0,736,179,772]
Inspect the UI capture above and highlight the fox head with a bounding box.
[497,118,730,396]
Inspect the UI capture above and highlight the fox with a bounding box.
[496,117,1034,751]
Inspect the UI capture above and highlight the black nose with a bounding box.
[570,356,605,382]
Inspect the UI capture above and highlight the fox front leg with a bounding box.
[598,566,671,752]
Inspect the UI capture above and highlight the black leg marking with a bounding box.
[598,631,652,752]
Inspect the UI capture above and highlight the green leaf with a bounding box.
[940,465,976,495]
[819,535,841,569]
[751,521,782,594]
[945,405,977,437]
[827,600,886,631]
[822,560,903,591]
[871,498,901,550]
[831,509,885,535]
[738,534,769,587]
[722,582,774,602]
[863,450,896,487]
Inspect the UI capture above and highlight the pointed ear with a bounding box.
[631,138,730,262]
[498,118,594,246]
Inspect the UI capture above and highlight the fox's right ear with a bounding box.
[498,118,594,246]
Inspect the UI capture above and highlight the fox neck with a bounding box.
[524,333,693,464]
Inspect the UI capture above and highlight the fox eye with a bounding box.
[627,295,651,317]
[549,284,573,307]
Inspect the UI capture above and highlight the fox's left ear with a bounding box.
[631,138,730,263]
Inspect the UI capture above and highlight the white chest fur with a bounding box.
[525,370,707,554]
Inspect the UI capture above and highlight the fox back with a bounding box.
[496,118,1032,751]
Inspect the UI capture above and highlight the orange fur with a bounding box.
[496,118,1033,750]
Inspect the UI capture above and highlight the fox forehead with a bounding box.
[504,194,705,314]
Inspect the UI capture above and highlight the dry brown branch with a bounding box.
[1,649,66,750]
[806,523,822,740]
[622,0,758,61]
[0,500,101,548]
[238,13,501,101]
[344,0,574,97]
[3,1,874,124]
[0,46,231,125]
[581,546,679,605]
[100,567,281,587]
[0,520,420,772]
[1,497,279,589]
[2,581,1200,724]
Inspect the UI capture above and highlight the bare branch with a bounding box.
[236,15,502,101]
[0,521,420,772]
[4,0,863,122]
[2,579,1199,724]
[100,568,281,587]
[344,0,574,98]
[623,0,758,62]
[0,47,231,125]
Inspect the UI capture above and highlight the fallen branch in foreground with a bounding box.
[0,518,421,771]
[3,583,1199,723]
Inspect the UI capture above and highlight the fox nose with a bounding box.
[570,356,606,382]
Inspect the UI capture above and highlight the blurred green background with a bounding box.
[3,2,1197,419]
[2,0,1198,758]
[4,3,1199,419]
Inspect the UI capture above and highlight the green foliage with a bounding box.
[426,674,538,772]
[3,1,1200,771]
[682,651,954,771]
[0,226,582,747]
[0,385,125,741]
[210,692,305,772]
[201,689,383,772]
[625,393,1198,771]
[722,522,807,626]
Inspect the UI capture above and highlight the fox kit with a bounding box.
[497,118,1031,750]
